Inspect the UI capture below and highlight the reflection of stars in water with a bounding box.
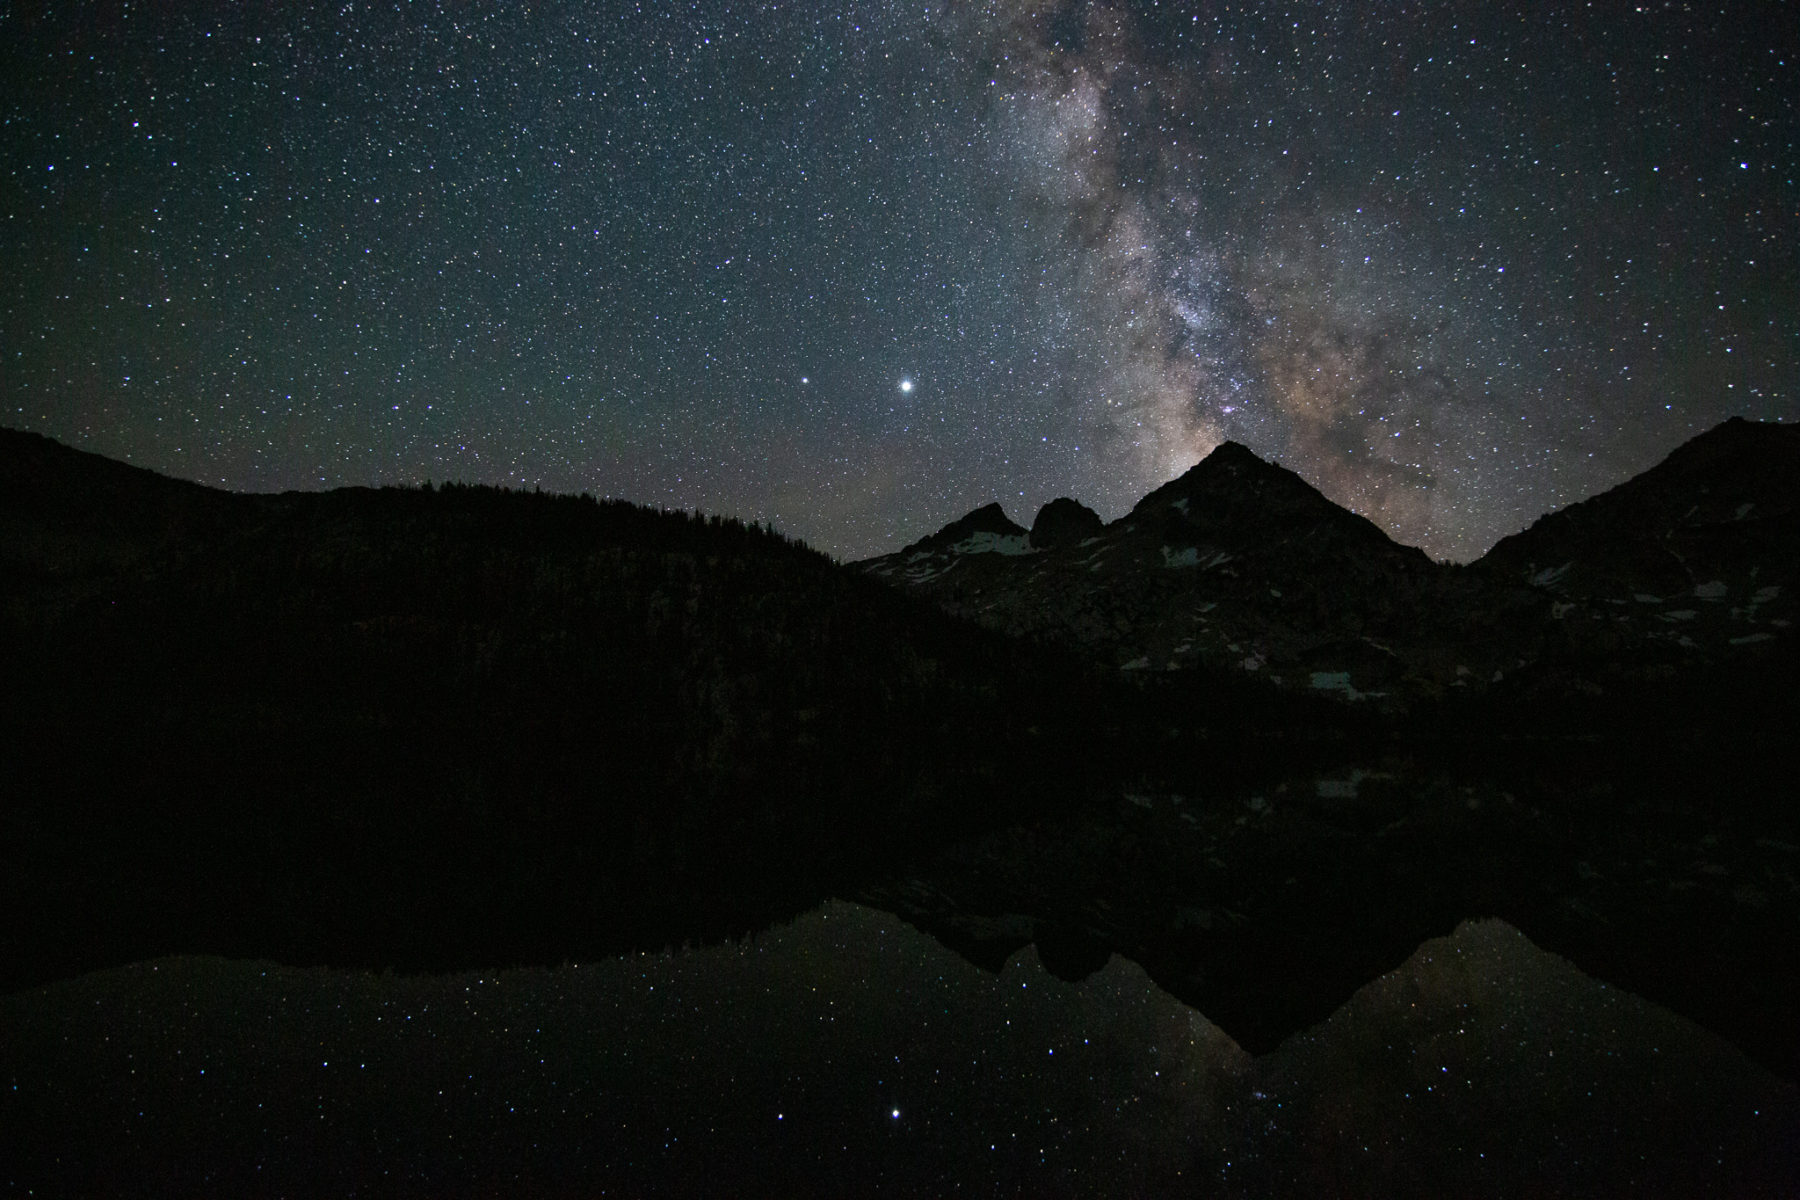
[3,904,1790,1192]
[0,900,1242,1193]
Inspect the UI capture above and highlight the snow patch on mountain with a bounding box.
[1309,671,1383,701]
[1163,546,1200,568]
[1531,562,1573,587]
[952,532,1032,556]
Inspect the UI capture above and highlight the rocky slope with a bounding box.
[858,419,1798,712]
[1473,417,1798,693]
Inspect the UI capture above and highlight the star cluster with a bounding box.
[2,1,1793,560]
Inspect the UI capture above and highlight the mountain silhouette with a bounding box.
[860,421,1796,716]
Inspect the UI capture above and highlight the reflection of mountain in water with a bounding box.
[857,748,1800,1085]
[3,902,1792,1197]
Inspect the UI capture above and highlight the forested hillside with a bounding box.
[2,430,1141,985]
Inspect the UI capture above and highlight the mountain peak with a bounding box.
[1202,439,1265,464]
[1029,497,1104,549]
[1130,439,1331,520]
[903,501,1027,554]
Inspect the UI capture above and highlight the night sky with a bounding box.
[3,2,1794,561]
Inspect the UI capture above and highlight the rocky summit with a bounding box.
[858,420,1798,713]
[1027,497,1104,550]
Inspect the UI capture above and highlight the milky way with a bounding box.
[2,1,1793,560]
[959,0,1794,557]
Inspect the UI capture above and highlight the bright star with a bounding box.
[899,378,914,393]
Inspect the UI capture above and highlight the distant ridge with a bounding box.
[1478,416,1800,594]
[861,421,1795,708]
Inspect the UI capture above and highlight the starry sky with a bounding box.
[3,1,1794,561]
